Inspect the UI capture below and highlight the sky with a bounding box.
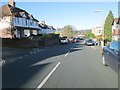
[1,0,119,30]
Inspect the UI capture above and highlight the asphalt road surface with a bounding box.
[2,43,118,89]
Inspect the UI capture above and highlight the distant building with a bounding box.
[38,21,57,34]
[112,18,120,41]
[75,29,92,36]
[0,0,40,38]
[77,34,85,38]
[92,26,103,36]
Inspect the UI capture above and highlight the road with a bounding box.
[2,43,118,89]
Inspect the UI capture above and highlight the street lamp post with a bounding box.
[94,10,105,48]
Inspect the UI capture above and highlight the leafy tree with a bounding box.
[104,10,114,41]
[86,33,95,38]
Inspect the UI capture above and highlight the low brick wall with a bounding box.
[44,38,60,46]
[0,38,60,48]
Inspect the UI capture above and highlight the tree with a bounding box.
[104,10,114,41]
[86,32,95,38]
[60,25,75,38]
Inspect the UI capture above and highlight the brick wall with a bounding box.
[0,38,60,48]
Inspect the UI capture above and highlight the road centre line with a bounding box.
[65,52,69,57]
[36,62,61,89]
[64,47,73,57]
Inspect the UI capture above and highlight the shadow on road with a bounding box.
[2,62,51,88]
[2,43,84,88]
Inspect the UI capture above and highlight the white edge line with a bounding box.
[36,62,61,89]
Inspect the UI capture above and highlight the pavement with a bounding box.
[1,47,45,66]
[1,44,70,66]
[91,45,103,54]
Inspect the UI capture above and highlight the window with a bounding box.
[25,19,27,25]
[22,18,25,25]
[116,25,118,28]
[36,22,38,26]
[30,20,32,26]
[32,20,34,26]
[98,30,101,33]
[110,41,120,51]
[17,18,19,23]
[14,17,16,23]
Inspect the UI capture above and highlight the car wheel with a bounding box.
[102,55,108,66]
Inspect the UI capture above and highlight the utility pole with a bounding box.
[93,9,106,48]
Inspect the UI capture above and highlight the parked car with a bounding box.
[72,37,85,43]
[79,38,85,44]
[94,41,98,45]
[72,38,77,43]
[102,40,120,73]
[76,38,81,43]
[84,39,95,46]
[60,37,69,44]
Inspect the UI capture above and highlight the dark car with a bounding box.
[102,40,120,73]
[84,39,95,46]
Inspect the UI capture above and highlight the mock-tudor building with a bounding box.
[38,21,57,34]
[0,0,40,38]
[112,18,120,41]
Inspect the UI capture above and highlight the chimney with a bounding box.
[8,0,15,7]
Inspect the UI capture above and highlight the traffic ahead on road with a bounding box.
[2,39,119,89]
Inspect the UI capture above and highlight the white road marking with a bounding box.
[65,52,69,57]
[36,62,61,89]
[64,47,73,57]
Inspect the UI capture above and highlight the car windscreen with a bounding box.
[87,39,93,42]
[61,38,66,40]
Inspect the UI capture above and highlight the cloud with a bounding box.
[94,10,101,12]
